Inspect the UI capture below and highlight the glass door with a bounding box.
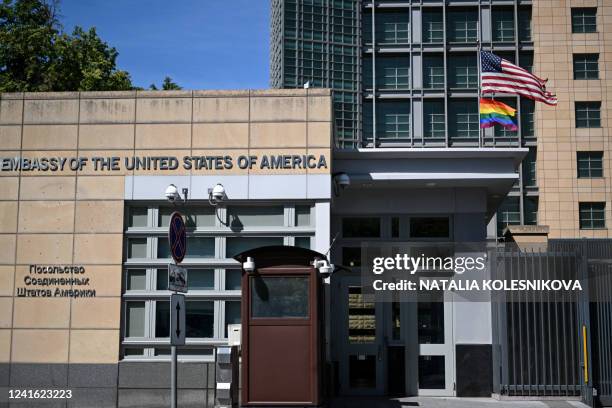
[338,276,386,395]
[417,290,455,396]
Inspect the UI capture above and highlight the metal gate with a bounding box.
[492,248,583,398]
[589,261,612,407]
[551,240,612,407]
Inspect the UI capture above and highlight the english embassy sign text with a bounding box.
[1,154,328,172]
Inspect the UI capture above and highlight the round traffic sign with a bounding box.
[168,211,187,263]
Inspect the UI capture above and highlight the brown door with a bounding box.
[242,266,320,405]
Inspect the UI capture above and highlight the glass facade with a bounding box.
[121,204,314,360]
[271,0,537,234]
[271,0,359,148]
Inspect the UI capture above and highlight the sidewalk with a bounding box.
[329,397,589,408]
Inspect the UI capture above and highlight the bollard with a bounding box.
[215,346,239,408]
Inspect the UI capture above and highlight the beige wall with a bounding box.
[533,0,612,238]
[0,89,332,366]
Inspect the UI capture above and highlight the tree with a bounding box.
[0,0,133,91]
[149,76,182,91]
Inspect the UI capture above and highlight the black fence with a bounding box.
[493,240,612,407]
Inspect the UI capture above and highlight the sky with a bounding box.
[59,0,270,90]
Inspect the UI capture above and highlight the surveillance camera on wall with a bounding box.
[313,259,334,276]
[208,183,226,206]
[335,173,350,189]
[165,184,180,203]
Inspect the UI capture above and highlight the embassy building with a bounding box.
[0,1,611,408]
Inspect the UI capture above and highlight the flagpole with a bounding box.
[477,11,482,147]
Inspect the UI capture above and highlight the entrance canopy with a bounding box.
[334,147,528,219]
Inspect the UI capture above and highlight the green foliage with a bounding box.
[149,76,182,91]
[0,0,134,91]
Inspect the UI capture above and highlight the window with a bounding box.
[159,207,215,228]
[122,204,315,359]
[449,54,477,89]
[391,217,400,238]
[575,102,601,128]
[579,202,606,229]
[447,10,478,43]
[128,238,147,258]
[129,207,148,228]
[342,247,361,267]
[376,11,409,44]
[423,10,443,44]
[227,206,284,228]
[577,151,603,178]
[250,276,309,318]
[158,237,214,259]
[126,302,145,337]
[518,7,532,42]
[497,197,521,236]
[363,101,373,141]
[342,217,381,238]
[572,8,597,33]
[225,301,241,336]
[492,8,515,42]
[418,291,444,343]
[524,197,538,225]
[520,52,534,73]
[522,148,537,187]
[294,236,311,249]
[126,269,146,290]
[423,55,444,89]
[573,54,599,80]
[226,237,284,257]
[295,205,311,226]
[410,217,450,238]
[449,99,479,140]
[377,56,410,89]
[521,98,535,139]
[424,100,445,140]
[225,270,241,290]
[363,11,372,44]
[378,101,411,141]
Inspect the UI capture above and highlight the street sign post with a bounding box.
[168,263,188,293]
[170,293,186,346]
[167,211,187,408]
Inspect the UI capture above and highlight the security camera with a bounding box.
[165,184,180,203]
[208,183,226,206]
[313,259,334,275]
[335,173,350,189]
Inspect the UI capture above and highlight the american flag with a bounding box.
[481,51,557,106]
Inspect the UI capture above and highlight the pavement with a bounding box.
[329,397,590,408]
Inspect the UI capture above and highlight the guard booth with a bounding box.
[234,246,326,406]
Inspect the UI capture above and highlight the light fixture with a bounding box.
[208,183,226,206]
[243,257,255,273]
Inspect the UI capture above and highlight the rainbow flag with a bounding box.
[480,98,518,131]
